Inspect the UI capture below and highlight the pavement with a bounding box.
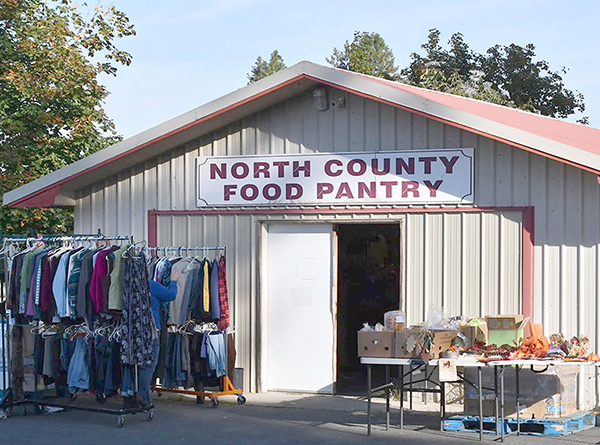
[0,391,599,445]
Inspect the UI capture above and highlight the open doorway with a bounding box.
[335,223,401,395]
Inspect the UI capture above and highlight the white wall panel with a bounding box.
[74,86,600,406]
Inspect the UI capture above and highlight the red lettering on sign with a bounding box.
[371,158,390,176]
[293,161,311,178]
[419,157,436,174]
[401,181,420,197]
[263,184,282,200]
[211,163,227,179]
[440,156,459,174]
[317,183,334,199]
[241,184,258,200]
[324,160,343,177]
[336,182,354,199]
[286,184,303,200]
[424,180,443,197]
[380,181,398,198]
[272,161,289,177]
[358,182,376,199]
[253,162,270,178]
[223,184,237,201]
[348,159,367,176]
[396,158,414,175]
[232,162,249,179]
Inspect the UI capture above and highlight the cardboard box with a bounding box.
[463,366,579,418]
[357,331,394,357]
[394,329,456,359]
[486,315,529,346]
[459,323,488,347]
[394,329,423,358]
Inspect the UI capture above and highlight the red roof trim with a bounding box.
[10,69,600,207]
[9,75,310,208]
[306,75,600,175]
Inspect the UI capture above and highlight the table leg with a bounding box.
[409,364,413,410]
[440,381,445,431]
[367,364,372,436]
[516,366,520,436]
[500,366,505,442]
[478,366,483,442]
[385,365,390,431]
[399,364,404,429]
[494,366,499,435]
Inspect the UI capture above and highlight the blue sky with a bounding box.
[100,0,599,139]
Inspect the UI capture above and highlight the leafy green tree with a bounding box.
[404,29,585,120]
[479,43,585,118]
[247,50,286,84]
[0,0,135,235]
[327,31,399,81]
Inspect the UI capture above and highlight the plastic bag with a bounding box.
[423,305,456,331]
[384,310,406,331]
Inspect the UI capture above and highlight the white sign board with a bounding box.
[197,149,473,206]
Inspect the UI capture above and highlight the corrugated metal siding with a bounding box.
[404,211,522,326]
[74,86,600,406]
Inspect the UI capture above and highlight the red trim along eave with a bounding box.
[9,185,61,208]
[306,75,600,177]
[9,75,311,208]
[148,205,535,321]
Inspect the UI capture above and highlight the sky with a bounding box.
[99,0,600,139]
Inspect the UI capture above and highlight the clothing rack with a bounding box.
[147,245,244,407]
[145,245,226,257]
[0,234,154,427]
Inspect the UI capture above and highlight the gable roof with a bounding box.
[4,60,600,208]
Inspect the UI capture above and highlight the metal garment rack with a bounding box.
[146,245,244,407]
[0,234,154,427]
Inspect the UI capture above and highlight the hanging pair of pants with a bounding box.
[122,336,160,406]
[206,333,226,378]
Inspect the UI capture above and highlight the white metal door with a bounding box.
[264,223,334,393]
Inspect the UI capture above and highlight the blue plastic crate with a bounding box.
[508,411,596,436]
[443,415,511,434]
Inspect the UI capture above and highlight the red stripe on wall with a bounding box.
[148,206,535,320]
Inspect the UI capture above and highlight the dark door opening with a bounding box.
[335,223,401,395]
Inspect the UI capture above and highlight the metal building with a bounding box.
[4,61,600,407]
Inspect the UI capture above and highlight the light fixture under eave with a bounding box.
[312,87,328,111]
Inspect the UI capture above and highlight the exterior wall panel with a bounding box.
[74,86,600,406]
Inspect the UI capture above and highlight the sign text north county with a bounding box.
[196,149,473,206]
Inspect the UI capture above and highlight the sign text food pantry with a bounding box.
[197,149,473,206]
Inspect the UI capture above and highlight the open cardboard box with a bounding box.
[486,315,530,346]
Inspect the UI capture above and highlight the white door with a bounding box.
[264,223,334,393]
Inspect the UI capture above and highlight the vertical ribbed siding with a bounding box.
[404,211,522,326]
[74,86,600,407]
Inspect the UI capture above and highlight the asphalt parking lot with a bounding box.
[0,392,598,445]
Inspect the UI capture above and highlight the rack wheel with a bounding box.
[147,408,155,421]
[117,415,125,428]
[211,398,218,408]
[237,395,246,405]
[196,395,204,404]
[0,408,9,419]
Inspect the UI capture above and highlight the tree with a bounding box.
[403,29,585,120]
[247,50,286,84]
[479,43,585,118]
[0,0,135,235]
[327,31,399,81]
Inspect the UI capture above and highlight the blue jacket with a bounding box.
[149,280,177,330]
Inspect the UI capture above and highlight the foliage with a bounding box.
[0,0,135,235]
[247,50,286,84]
[403,28,586,120]
[327,31,399,81]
